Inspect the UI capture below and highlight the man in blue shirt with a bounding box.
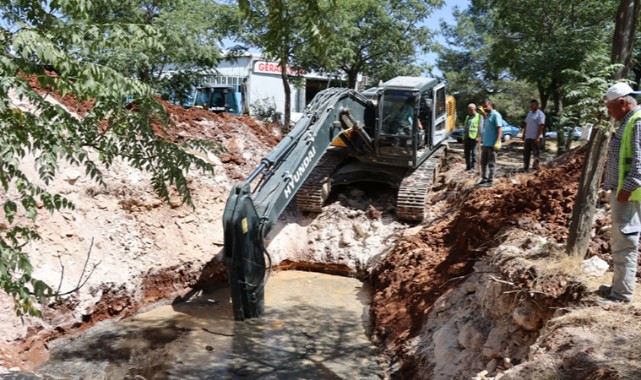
[479,98,502,187]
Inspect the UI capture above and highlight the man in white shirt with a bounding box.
[523,99,546,171]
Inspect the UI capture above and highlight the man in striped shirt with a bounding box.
[600,82,641,303]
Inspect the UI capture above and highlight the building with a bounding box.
[200,53,346,118]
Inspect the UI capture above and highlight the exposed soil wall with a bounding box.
[370,145,641,379]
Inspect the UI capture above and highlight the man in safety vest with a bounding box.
[463,103,484,171]
[600,82,641,304]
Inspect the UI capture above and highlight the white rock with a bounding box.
[580,256,609,277]
[402,225,422,237]
[339,230,354,247]
[493,245,522,256]
[353,223,369,238]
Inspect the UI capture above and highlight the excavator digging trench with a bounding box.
[6,76,455,378]
[20,141,603,380]
[37,181,412,379]
[8,75,633,379]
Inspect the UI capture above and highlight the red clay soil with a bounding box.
[26,73,281,147]
[25,72,95,116]
[25,73,282,182]
[370,145,610,377]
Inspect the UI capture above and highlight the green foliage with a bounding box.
[437,7,537,124]
[77,0,228,102]
[321,0,444,88]
[0,1,214,316]
[477,0,616,109]
[562,55,623,134]
[439,0,620,125]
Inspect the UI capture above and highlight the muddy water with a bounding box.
[38,271,384,379]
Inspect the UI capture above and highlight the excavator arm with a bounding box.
[222,88,373,320]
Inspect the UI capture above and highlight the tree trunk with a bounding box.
[611,0,641,79]
[281,60,291,131]
[537,81,549,111]
[566,0,641,257]
[347,70,358,90]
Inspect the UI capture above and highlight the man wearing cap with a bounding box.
[600,82,641,304]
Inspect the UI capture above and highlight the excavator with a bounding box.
[222,76,456,320]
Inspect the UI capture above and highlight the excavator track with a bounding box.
[296,153,345,212]
[397,145,446,222]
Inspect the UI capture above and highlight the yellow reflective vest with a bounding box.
[618,110,641,200]
[464,114,481,139]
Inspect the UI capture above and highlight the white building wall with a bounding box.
[249,73,302,115]
[200,54,325,117]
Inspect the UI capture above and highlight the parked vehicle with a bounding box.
[193,84,242,115]
[450,128,465,143]
[545,126,582,141]
[501,121,521,142]
[450,120,520,143]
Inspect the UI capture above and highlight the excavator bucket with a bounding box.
[222,183,266,320]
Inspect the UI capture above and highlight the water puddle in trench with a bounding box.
[38,271,384,379]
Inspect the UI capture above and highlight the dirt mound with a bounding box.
[370,144,607,377]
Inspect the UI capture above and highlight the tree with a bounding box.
[0,1,213,315]
[481,0,617,114]
[321,0,444,89]
[238,0,335,128]
[567,0,641,257]
[437,7,537,123]
[79,0,230,105]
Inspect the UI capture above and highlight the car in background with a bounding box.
[450,128,465,143]
[501,121,521,142]
[545,126,582,141]
[450,120,521,143]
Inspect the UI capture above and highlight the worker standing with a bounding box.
[463,103,483,171]
[478,98,502,187]
[599,82,641,304]
[523,99,546,172]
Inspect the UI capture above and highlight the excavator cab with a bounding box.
[378,89,419,156]
[371,77,446,170]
